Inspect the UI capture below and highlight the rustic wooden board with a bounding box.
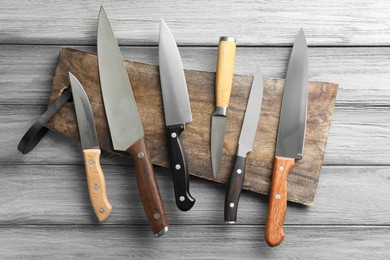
[46,48,337,206]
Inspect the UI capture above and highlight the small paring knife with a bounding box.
[159,19,195,211]
[265,28,308,247]
[69,72,112,222]
[97,6,168,237]
[224,65,264,223]
[211,36,237,178]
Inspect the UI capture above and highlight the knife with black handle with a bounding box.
[224,65,264,223]
[159,19,195,211]
[265,28,308,247]
[69,72,112,222]
[97,6,168,237]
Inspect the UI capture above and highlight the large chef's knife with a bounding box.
[97,6,168,237]
[159,19,195,211]
[265,29,308,247]
[211,37,236,178]
[69,72,112,222]
[224,65,264,223]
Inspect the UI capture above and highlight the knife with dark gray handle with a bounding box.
[224,65,264,223]
[159,19,195,211]
[97,6,168,237]
[69,72,112,223]
[265,28,308,247]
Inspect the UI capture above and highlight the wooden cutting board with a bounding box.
[46,48,338,206]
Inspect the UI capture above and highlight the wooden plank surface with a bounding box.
[1,0,390,46]
[2,45,390,106]
[0,164,389,225]
[1,1,390,258]
[45,48,337,206]
[0,226,388,259]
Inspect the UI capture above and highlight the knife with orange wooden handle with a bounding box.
[97,6,168,237]
[69,72,112,222]
[265,28,308,247]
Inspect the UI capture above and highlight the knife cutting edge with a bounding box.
[265,28,308,247]
[224,65,264,223]
[211,36,237,178]
[97,6,168,237]
[159,19,195,211]
[69,72,112,222]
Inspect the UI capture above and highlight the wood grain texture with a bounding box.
[82,148,112,222]
[126,138,168,237]
[265,156,295,247]
[0,226,389,259]
[45,48,337,206]
[0,164,389,225]
[2,45,390,106]
[1,0,390,46]
[215,39,236,107]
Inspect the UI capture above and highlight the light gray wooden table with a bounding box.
[1,1,390,259]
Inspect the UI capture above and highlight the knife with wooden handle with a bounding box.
[224,65,263,223]
[265,28,308,247]
[97,6,168,237]
[69,72,112,222]
[159,19,195,211]
[211,36,236,178]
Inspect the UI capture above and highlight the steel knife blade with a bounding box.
[224,65,264,223]
[97,6,168,237]
[159,18,195,211]
[69,72,112,222]
[211,36,236,178]
[265,28,308,247]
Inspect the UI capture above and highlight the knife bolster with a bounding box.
[212,106,227,117]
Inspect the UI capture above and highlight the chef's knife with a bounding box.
[211,36,236,178]
[97,6,168,237]
[159,19,195,211]
[265,29,308,247]
[224,65,264,223]
[69,72,112,223]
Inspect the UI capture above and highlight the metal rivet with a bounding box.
[138,152,144,158]
[171,132,177,138]
[179,196,185,202]
[279,166,285,171]
[229,203,235,208]
[154,213,160,220]
[175,164,181,170]
[94,184,99,190]
[237,169,242,174]
[99,208,105,213]
[276,194,281,200]
[88,160,94,165]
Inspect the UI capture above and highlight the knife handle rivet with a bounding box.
[137,152,144,158]
[94,184,99,190]
[279,166,285,171]
[99,208,105,213]
[88,160,94,165]
[154,213,161,220]
[171,132,177,138]
[179,196,185,202]
[276,194,281,200]
[175,164,181,170]
[236,169,242,174]
[229,202,235,208]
